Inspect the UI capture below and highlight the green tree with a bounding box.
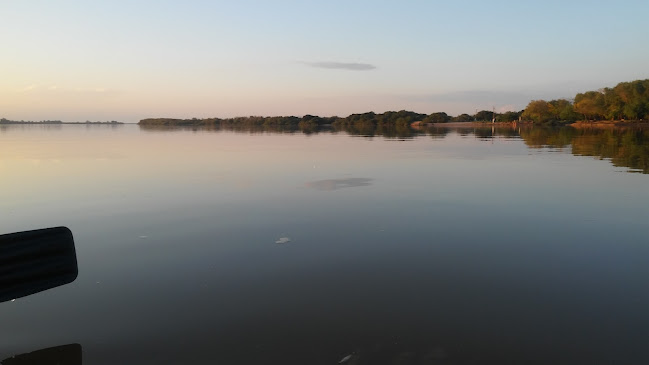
[452,113,473,122]
[474,110,493,121]
[522,100,553,123]
[548,99,578,122]
[423,112,451,123]
[496,111,522,122]
[603,88,624,120]
[574,91,605,120]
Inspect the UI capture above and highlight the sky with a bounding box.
[1,0,648,122]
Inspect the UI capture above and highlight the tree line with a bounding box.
[522,79,649,123]
[0,118,63,124]
[139,110,516,128]
[139,79,648,127]
[0,118,123,124]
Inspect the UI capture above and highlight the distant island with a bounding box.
[0,118,123,125]
[140,79,648,128]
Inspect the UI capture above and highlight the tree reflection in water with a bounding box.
[137,124,649,174]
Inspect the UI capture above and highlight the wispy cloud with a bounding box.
[409,90,536,104]
[19,85,38,92]
[302,61,376,71]
[497,104,517,113]
[398,89,564,111]
[14,85,119,96]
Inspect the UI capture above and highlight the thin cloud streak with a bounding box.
[407,90,541,103]
[13,85,120,96]
[397,89,570,113]
[19,85,38,92]
[303,61,376,71]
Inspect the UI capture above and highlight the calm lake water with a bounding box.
[1,124,648,365]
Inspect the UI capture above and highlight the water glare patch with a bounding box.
[275,236,291,244]
[306,177,373,191]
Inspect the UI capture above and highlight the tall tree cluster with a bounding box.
[522,79,649,123]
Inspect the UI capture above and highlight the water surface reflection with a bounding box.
[0,125,647,365]
[306,178,373,191]
[135,124,649,173]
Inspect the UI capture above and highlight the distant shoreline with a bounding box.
[0,121,124,125]
[417,121,649,128]
[416,121,533,128]
[570,121,649,128]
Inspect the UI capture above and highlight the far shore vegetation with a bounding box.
[0,118,123,125]
[140,79,649,128]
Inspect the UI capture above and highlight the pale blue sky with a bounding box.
[1,0,647,122]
